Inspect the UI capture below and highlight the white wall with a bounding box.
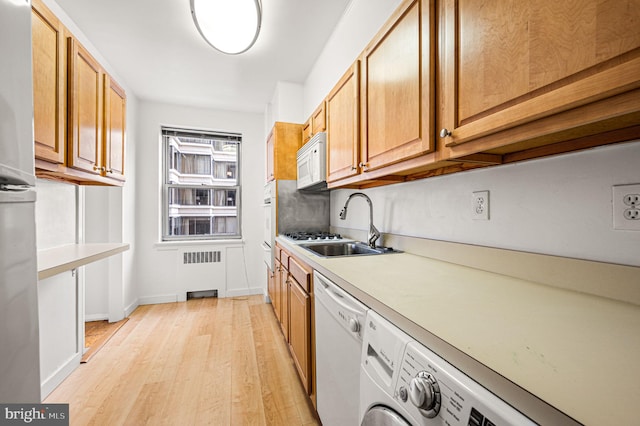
[305,0,640,268]
[35,179,76,249]
[134,100,265,303]
[265,81,305,132]
[303,0,402,117]
[37,0,138,320]
[332,141,640,267]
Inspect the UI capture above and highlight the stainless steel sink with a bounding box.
[299,241,399,257]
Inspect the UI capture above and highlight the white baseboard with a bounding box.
[84,313,108,322]
[124,299,139,317]
[137,289,263,306]
[225,287,263,298]
[138,294,179,305]
[40,352,82,400]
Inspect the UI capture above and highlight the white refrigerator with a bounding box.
[0,0,42,402]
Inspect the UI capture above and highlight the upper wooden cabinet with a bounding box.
[311,102,326,136]
[32,0,66,165]
[67,38,104,176]
[302,102,327,146]
[323,0,640,189]
[326,0,443,188]
[360,0,434,172]
[438,0,640,158]
[32,0,126,186]
[266,122,302,181]
[302,120,312,146]
[326,61,361,184]
[104,76,126,181]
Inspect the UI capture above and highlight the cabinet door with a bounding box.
[272,259,281,321]
[439,0,640,154]
[31,0,66,164]
[67,38,103,175]
[361,0,434,172]
[266,122,302,181]
[280,268,289,340]
[326,61,360,183]
[302,119,312,146]
[267,266,276,306]
[289,278,311,394]
[311,102,326,135]
[103,75,126,181]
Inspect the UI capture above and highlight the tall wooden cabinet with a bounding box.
[438,0,640,158]
[31,0,66,165]
[266,122,303,182]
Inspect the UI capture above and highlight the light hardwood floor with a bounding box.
[45,295,320,425]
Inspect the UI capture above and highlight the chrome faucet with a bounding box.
[339,192,380,248]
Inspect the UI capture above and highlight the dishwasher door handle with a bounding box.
[316,279,365,317]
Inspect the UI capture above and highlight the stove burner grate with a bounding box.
[284,231,342,241]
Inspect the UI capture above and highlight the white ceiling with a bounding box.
[54,0,352,113]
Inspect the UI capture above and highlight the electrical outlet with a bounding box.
[472,191,490,220]
[613,184,640,231]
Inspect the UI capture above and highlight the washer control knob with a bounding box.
[348,318,360,333]
[398,386,408,402]
[409,371,441,418]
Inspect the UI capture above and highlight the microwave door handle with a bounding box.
[313,148,320,180]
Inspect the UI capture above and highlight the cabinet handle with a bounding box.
[351,166,357,171]
[439,128,452,138]
[359,162,367,169]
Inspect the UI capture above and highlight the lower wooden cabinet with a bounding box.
[271,243,315,401]
[272,259,282,322]
[289,276,310,392]
[280,263,289,341]
[267,265,276,313]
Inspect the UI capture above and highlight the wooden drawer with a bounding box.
[289,256,311,293]
[280,250,290,271]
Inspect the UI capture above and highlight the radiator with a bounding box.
[178,250,225,296]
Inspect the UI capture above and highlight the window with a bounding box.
[162,127,241,241]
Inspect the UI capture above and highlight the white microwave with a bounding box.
[297,132,327,190]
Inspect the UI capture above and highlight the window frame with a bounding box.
[161,126,242,242]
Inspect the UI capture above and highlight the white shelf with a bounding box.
[37,243,130,280]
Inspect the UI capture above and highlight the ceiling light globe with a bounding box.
[190,0,262,55]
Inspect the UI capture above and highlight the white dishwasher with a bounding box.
[314,271,369,426]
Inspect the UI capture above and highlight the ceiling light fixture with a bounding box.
[190,0,262,55]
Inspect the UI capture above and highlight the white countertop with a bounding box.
[37,243,130,280]
[277,236,640,426]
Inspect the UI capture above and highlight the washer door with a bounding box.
[361,405,412,426]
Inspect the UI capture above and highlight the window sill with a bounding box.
[154,239,245,251]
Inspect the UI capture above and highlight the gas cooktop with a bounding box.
[283,231,343,242]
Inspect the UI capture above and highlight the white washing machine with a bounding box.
[360,311,538,426]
